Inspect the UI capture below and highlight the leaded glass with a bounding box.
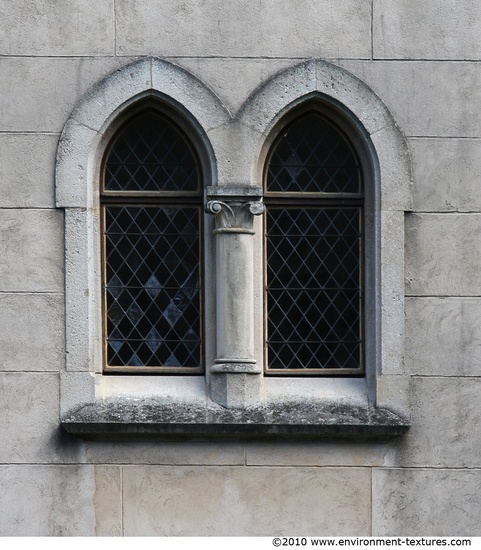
[266,113,361,194]
[265,112,363,373]
[104,111,199,192]
[104,206,201,369]
[102,109,203,372]
[266,208,361,371]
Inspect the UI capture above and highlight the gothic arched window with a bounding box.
[264,111,364,375]
[101,108,203,373]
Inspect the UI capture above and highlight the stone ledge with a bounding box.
[61,400,410,440]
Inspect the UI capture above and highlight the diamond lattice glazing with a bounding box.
[104,206,201,368]
[105,111,199,192]
[266,113,361,194]
[266,207,361,371]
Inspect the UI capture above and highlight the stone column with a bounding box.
[206,186,264,408]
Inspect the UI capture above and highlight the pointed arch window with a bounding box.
[264,111,364,375]
[101,108,203,373]
[57,59,412,436]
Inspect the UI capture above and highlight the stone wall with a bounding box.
[1,0,480,536]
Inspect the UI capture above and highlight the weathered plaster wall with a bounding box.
[1,0,480,536]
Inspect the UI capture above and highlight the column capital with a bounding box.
[205,186,264,234]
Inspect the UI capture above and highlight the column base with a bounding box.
[210,362,262,408]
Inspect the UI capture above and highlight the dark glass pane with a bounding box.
[105,111,199,192]
[266,113,361,194]
[104,206,201,368]
[266,208,361,370]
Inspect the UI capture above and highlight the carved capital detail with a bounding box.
[206,199,265,234]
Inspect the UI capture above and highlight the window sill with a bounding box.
[61,400,409,440]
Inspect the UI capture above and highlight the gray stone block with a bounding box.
[206,122,264,185]
[85,441,245,466]
[385,377,481,468]
[116,0,371,58]
[411,138,481,212]
[0,134,57,208]
[60,371,96,417]
[246,441,392,467]
[0,0,114,56]
[0,57,126,132]
[63,208,98,373]
[405,213,481,296]
[93,465,123,536]
[177,58,296,116]
[406,297,481,376]
[0,373,81,463]
[0,465,121,536]
[341,61,481,137]
[123,466,370,535]
[375,375,411,421]
[55,121,99,208]
[372,127,413,211]
[373,468,481,535]
[373,0,481,60]
[0,209,63,292]
[380,211,405,375]
[0,293,64,372]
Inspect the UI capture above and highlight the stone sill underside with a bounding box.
[61,400,410,440]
